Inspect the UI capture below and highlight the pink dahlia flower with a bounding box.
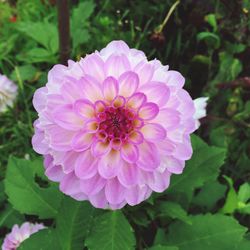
[2,222,45,250]
[32,40,207,209]
[0,73,17,112]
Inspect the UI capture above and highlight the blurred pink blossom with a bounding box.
[0,74,17,112]
[2,222,45,250]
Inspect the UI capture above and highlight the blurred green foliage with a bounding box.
[0,0,250,249]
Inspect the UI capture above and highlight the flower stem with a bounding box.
[15,66,33,132]
[158,0,180,33]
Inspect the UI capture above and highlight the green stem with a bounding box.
[15,66,33,132]
[158,0,180,33]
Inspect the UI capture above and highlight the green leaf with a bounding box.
[157,201,191,224]
[213,52,243,83]
[238,183,250,203]
[165,214,247,250]
[205,14,217,32]
[19,229,58,250]
[221,176,238,214]
[192,180,227,210]
[16,21,58,53]
[85,211,136,250]
[56,196,102,250]
[17,48,56,63]
[209,125,229,148]
[0,205,24,228]
[167,135,226,201]
[197,32,220,49]
[71,1,95,50]
[149,245,179,250]
[4,157,63,219]
[10,65,37,82]
[72,0,95,24]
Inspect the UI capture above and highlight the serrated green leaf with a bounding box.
[166,214,247,250]
[4,157,63,219]
[192,180,227,210]
[85,211,136,250]
[16,21,58,53]
[0,205,24,228]
[167,135,226,201]
[19,229,58,250]
[157,201,191,224]
[56,196,102,250]
[71,1,95,50]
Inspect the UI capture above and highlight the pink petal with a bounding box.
[81,75,103,102]
[80,174,106,195]
[100,40,130,58]
[75,150,97,179]
[71,192,88,201]
[177,89,195,117]
[153,108,180,130]
[173,136,193,160]
[83,119,99,133]
[117,162,139,187]
[74,99,95,119]
[128,130,144,144]
[47,125,75,151]
[60,173,80,195]
[162,156,185,174]
[121,143,139,163]
[165,70,185,88]
[139,102,159,120]
[61,77,85,103]
[141,123,166,142]
[53,104,84,131]
[134,61,154,85]
[33,87,47,112]
[105,178,125,204]
[91,140,111,157]
[139,82,169,107]
[32,128,49,155]
[137,141,160,171]
[79,53,105,83]
[105,54,131,78]
[157,139,176,155]
[98,150,120,179]
[89,189,108,209]
[102,76,119,101]
[109,201,127,210]
[45,164,65,182]
[127,92,147,110]
[71,131,94,152]
[61,151,79,173]
[95,100,106,113]
[125,185,151,206]
[147,170,171,192]
[112,96,126,108]
[118,71,139,97]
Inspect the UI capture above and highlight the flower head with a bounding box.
[2,222,45,250]
[32,40,205,209]
[0,73,17,113]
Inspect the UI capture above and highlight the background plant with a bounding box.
[0,0,250,249]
